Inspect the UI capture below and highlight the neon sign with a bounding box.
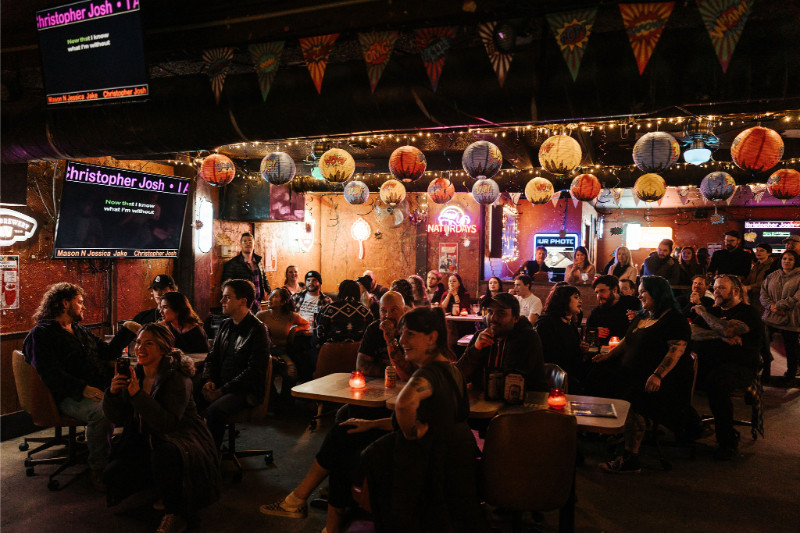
[0,208,38,246]
[427,206,477,235]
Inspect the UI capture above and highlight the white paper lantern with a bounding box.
[538,135,582,175]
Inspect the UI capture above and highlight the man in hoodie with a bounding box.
[456,293,548,392]
[642,239,681,285]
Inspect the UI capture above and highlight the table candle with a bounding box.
[349,370,366,389]
[547,388,567,409]
[608,336,620,350]
[460,309,469,316]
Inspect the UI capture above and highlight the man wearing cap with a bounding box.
[456,293,548,393]
[133,274,177,325]
[292,271,333,380]
[767,235,799,274]
[707,230,752,278]
[362,270,389,299]
[221,232,271,314]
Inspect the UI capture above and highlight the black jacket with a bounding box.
[202,313,270,406]
[133,308,161,326]
[221,252,270,301]
[643,253,681,285]
[22,320,135,405]
[707,247,752,278]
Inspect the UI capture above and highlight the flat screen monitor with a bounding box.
[36,1,148,105]
[53,161,190,259]
[744,221,800,254]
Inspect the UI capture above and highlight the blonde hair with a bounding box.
[614,246,633,269]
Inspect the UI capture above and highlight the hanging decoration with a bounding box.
[525,177,555,205]
[389,146,427,183]
[472,178,500,205]
[259,152,296,185]
[538,135,582,175]
[678,187,691,205]
[612,188,623,206]
[570,174,602,202]
[427,178,456,204]
[351,217,371,259]
[462,141,503,179]
[551,191,562,208]
[379,179,406,207]
[478,21,514,87]
[199,154,236,187]
[202,47,234,105]
[415,27,458,93]
[730,126,784,172]
[248,41,284,102]
[546,7,598,82]
[299,34,340,94]
[632,131,681,172]
[509,192,523,205]
[697,0,754,73]
[358,31,398,94]
[633,173,667,202]
[700,171,737,202]
[767,169,800,203]
[748,183,767,204]
[344,181,370,205]
[619,2,675,75]
[318,148,356,183]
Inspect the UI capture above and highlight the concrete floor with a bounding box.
[2,370,799,533]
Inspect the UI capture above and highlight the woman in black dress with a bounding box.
[159,292,208,353]
[593,275,695,473]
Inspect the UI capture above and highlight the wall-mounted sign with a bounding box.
[0,209,38,246]
[1,255,20,310]
[624,224,672,250]
[533,233,580,270]
[438,243,458,274]
[427,205,477,235]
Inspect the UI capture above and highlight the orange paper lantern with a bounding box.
[389,146,427,183]
[570,174,601,202]
[731,126,784,172]
[199,154,236,187]
[767,169,800,201]
[427,178,455,204]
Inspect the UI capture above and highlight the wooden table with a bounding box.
[385,390,502,418]
[457,334,474,346]
[500,392,629,433]
[291,373,407,408]
[445,314,485,322]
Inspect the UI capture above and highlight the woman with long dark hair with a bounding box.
[433,274,471,315]
[483,276,504,301]
[565,246,596,285]
[407,275,431,308]
[159,292,208,353]
[678,246,705,285]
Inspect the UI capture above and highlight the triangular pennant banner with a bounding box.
[202,47,234,105]
[726,186,737,205]
[510,192,522,205]
[619,2,675,75]
[572,197,580,208]
[551,191,561,208]
[679,188,690,205]
[546,8,598,82]
[613,188,623,206]
[248,42,284,102]
[358,31,398,94]
[632,193,641,206]
[696,0,754,73]
[299,34,340,93]
[478,22,514,87]
[755,192,765,204]
[415,27,458,93]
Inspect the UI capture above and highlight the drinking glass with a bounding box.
[471,303,481,315]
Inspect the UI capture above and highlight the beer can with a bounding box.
[452,303,460,315]
[385,366,397,388]
[487,371,504,401]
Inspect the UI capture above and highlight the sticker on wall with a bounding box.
[298,219,315,252]
[0,208,38,246]
[1,255,19,310]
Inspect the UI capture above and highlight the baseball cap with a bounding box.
[305,270,322,284]
[149,275,176,290]
[481,292,521,315]
[783,235,800,244]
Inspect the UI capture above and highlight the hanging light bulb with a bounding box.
[684,139,712,165]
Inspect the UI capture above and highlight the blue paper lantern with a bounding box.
[632,132,680,172]
[260,152,296,185]
[462,141,503,179]
[472,178,500,205]
[343,181,370,204]
[700,171,737,202]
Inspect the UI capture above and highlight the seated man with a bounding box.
[691,274,763,460]
[133,274,177,325]
[678,275,714,321]
[202,279,271,449]
[292,271,334,381]
[313,279,373,346]
[358,291,413,381]
[425,270,445,303]
[619,278,637,297]
[22,282,139,490]
[514,275,543,325]
[363,270,389,299]
[457,293,548,392]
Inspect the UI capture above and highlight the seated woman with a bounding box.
[482,276,504,303]
[260,308,485,533]
[407,274,431,308]
[103,323,220,533]
[610,246,638,282]
[283,264,305,296]
[159,292,209,353]
[256,288,310,403]
[593,276,697,473]
[390,278,415,308]
[432,273,473,353]
[565,246,596,285]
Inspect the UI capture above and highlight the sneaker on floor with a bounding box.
[260,498,308,519]
[156,514,187,533]
[599,454,641,474]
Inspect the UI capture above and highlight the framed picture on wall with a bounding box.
[439,243,458,274]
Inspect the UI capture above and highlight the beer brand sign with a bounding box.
[0,209,38,246]
[427,206,477,235]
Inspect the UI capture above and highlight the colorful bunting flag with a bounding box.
[202,47,234,105]
[478,22,514,87]
[509,192,522,205]
[613,188,623,206]
[299,34,340,93]
[547,8,598,82]
[678,187,691,205]
[248,42,284,102]
[358,32,398,94]
[632,193,641,206]
[696,0,754,73]
[725,186,737,205]
[619,2,675,75]
[551,191,561,208]
[415,27,458,92]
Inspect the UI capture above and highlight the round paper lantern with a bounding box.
[198,154,236,187]
[318,148,356,183]
[633,132,681,172]
[427,178,455,204]
[731,126,784,172]
[767,169,800,201]
[538,135,582,175]
[472,178,500,205]
[570,174,602,202]
[633,173,667,202]
[259,152,296,185]
[700,171,737,202]
[462,141,503,179]
[389,146,427,183]
[379,179,406,206]
[343,181,370,205]
[525,177,555,205]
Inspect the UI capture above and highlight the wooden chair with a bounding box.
[482,410,578,533]
[543,363,568,392]
[308,341,360,430]
[222,356,274,482]
[12,350,88,491]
